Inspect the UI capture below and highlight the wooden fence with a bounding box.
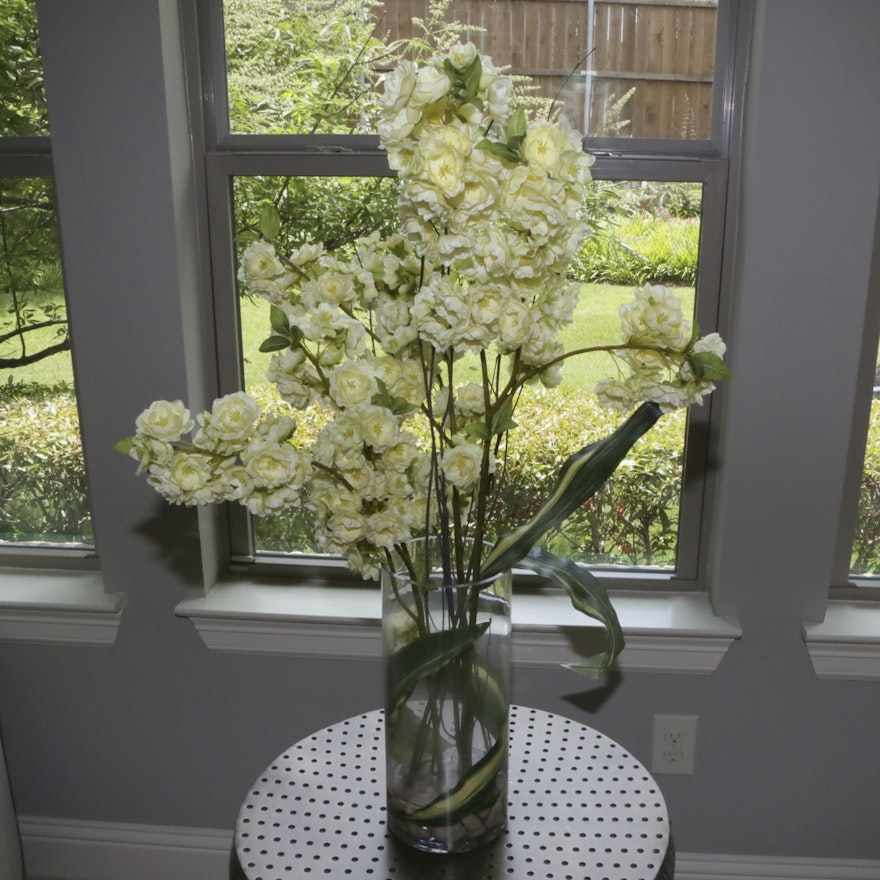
[377,0,718,139]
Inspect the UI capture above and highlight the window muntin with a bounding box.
[220,0,720,144]
[202,0,740,586]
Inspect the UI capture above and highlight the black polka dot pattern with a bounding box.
[235,705,671,879]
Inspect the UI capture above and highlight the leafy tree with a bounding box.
[223,0,406,272]
[0,0,47,137]
[224,0,393,135]
[0,2,68,374]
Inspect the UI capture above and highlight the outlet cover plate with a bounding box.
[651,714,698,775]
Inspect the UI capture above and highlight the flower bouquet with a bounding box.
[119,43,728,853]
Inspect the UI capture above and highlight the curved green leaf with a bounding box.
[519,547,624,676]
[406,733,506,824]
[259,203,281,241]
[386,621,489,723]
[482,401,663,578]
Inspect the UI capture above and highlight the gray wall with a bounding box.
[1,0,879,862]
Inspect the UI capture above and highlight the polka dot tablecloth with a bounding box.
[233,705,674,880]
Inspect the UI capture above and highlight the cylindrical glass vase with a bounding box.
[381,537,512,854]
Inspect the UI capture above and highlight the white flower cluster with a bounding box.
[129,393,311,514]
[377,43,594,373]
[595,285,727,412]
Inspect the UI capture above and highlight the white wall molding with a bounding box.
[18,817,880,880]
[19,817,230,880]
[177,581,741,674]
[0,570,124,648]
[802,601,880,680]
[675,852,880,880]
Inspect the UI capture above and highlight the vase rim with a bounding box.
[380,535,509,590]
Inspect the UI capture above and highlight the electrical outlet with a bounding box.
[651,714,698,775]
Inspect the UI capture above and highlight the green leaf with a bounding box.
[506,108,527,145]
[374,379,418,416]
[259,202,281,241]
[518,547,624,676]
[407,734,506,824]
[481,401,663,578]
[476,139,520,164]
[114,437,134,455]
[490,395,518,435]
[386,622,490,723]
[269,304,290,335]
[689,351,731,382]
[463,54,483,98]
[461,420,491,440]
[259,335,294,353]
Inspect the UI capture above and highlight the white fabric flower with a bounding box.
[201,392,261,450]
[328,361,376,409]
[359,405,400,452]
[135,400,193,442]
[442,442,491,491]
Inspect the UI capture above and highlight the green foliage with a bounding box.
[0,177,70,372]
[244,386,686,568]
[224,0,390,135]
[234,175,400,258]
[487,393,686,568]
[573,212,700,286]
[852,398,880,575]
[0,385,92,543]
[573,181,702,286]
[0,0,47,136]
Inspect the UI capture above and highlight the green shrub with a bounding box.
[572,213,700,286]
[852,398,880,574]
[249,385,687,567]
[0,386,92,543]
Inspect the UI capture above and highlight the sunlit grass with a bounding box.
[240,282,696,399]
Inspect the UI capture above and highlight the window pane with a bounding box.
[222,0,718,140]
[232,175,701,569]
[852,358,880,577]
[0,0,49,137]
[0,178,92,545]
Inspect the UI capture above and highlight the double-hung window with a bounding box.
[192,0,751,590]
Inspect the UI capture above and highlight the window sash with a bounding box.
[202,0,744,158]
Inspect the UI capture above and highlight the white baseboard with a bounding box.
[675,852,880,880]
[17,816,880,880]
[18,816,231,880]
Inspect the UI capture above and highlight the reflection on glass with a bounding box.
[233,175,701,568]
[223,0,718,140]
[0,178,92,545]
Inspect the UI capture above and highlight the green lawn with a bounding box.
[241,283,695,398]
[0,283,695,396]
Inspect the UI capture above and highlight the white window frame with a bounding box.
[169,0,753,671]
[196,0,746,585]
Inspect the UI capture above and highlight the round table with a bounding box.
[232,705,674,880]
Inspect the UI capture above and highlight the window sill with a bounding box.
[802,600,880,680]
[176,581,741,674]
[0,568,125,647]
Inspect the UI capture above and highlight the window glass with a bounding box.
[222,0,719,141]
[0,177,92,546]
[851,344,880,577]
[0,0,49,137]
[233,175,701,569]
